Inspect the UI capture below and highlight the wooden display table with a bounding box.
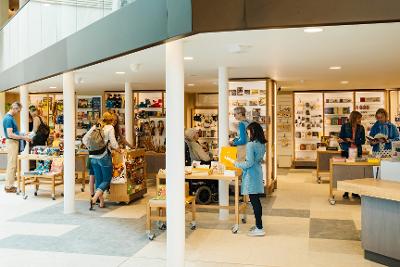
[17,154,64,200]
[109,149,147,204]
[329,160,380,205]
[338,178,400,266]
[75,152,88,192]
[316,150,342,183]
[156,169,246,234]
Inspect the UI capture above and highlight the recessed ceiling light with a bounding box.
[329,66,342,70]
[115,71,125,75]
[304,27,323,33]
[340,81,349,84]
[49,86,56,89]
[184,57,194,60]
[187,83,195,87]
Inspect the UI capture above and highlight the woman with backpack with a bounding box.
[83,112,120,210]
[29,105,49,146]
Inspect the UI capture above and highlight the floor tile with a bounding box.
[309,218,360,241]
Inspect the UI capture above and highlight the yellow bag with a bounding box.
[220,146,238,169]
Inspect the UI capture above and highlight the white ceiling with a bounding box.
[23,22,400,94]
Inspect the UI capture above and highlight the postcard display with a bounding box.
[228,80,267,184]
[390,90,400,131]
[355,91,385,133]
[276,94,293,167]
[29,94,64,144]
[192,108,218,159]
[294,93,323,162]
[76,96,102,139]
[134,92,166,153]
[324,92,354,137]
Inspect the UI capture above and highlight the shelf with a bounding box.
[296,150,317,152]
[198,137,218,139]
[324,114,350,116]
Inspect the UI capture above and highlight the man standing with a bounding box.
[2,102,31,193]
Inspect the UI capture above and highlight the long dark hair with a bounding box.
[247,122,267,144]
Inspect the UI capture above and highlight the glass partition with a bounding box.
[0,0,125,73]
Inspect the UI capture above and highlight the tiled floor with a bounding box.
[0,169,383,267]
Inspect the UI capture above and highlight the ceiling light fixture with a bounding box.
[329,66,342,70]
[115,71,125,75]
[304,27,323,33]
[340,81,349,84]
[187,83,195,87]
[49,86,57,89]
[184,57,194,61]
[43,3,51,7]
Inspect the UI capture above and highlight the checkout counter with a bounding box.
[338,159,400,266]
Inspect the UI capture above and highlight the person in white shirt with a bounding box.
[83,112,120,209]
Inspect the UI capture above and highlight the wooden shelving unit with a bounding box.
[109,149,147,204]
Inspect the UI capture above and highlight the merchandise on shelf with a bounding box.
[323,92,354,137]
[294,93,324,161]
[355,91,385,133]
[76,96,102,139]
[192,108,219,159]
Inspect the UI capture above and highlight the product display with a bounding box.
[355,91,385,133]
[294,93,323,161]
[134,92,166,153]
[109,149,147,204]
[323,92,353,137]
[192,108,218,159]
[104,92,126,136]
[76,96,102,139]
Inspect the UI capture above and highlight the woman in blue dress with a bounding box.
[369,108,399,153]
[227,122,266,236]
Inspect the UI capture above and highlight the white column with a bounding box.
[124,82,133,146]
[218,66,230,220]
[0,93,5,136]
[166,40,185,267]
[63,72,76,214]
[20,85,29,173]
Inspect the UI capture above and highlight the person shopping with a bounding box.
[369,108,400,153]
[184,128,212,164]
[29,105,49,147]
[2,102,31,193]
[338,111,365,199]
[83,112,120,210]
[230,107,250,161]
[226,122,266,237]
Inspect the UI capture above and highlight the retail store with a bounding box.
[1,1,400,265]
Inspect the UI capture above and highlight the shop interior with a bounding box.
[1,22,400,266]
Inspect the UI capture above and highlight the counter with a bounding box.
[338,178,400,266]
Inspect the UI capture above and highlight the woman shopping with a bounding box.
[338,111,365,199]
[29,105,49,147]
[369,108,399,154]
[83,112,120,210]
[226,122,266,237]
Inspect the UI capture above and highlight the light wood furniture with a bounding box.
[17,154,64,200]
[329,160,380,205]
[109,149,147,204]
[338,178,400,266]
[156,169,246,234]
[75,152,88,192]
[316,150,342,183]
[146,195,196,240]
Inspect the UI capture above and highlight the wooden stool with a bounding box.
[146,195,196,240]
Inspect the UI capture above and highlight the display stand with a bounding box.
[355,91,386,133]
[316,150,342,183]
[191,108,218,159]
[76,95,102,139]
[109,149,147,204]
[104,91,125,135]
[324,92,353,137]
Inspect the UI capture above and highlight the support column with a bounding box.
[166,40,185,267]
[112,0,120,11]
[20,85,29,173]
[63,72,76,214]
[218,66,229,220]
[0,92,5,136]
[124,82,133,146]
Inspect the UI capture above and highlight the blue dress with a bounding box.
[369,121,400,152]
[235,141,266,195]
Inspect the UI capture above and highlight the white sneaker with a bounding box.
[248,227,265,237]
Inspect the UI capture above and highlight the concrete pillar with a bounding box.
[218,66,229,220]
[165,40,185,267]
[20,85,29,173]
[0,92,6,136]
[63,72,76,214]
[124,82,133,146]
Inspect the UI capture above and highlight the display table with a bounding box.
[329,160,380,205]
[145,152,165,182]
[156,169,246,233]
[337,178,400,266]
[0,149,7,171]
[17,154,64,200]
[75,152,88,192]
[316,150,341,183]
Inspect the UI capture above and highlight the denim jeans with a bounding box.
[90,154,113,192]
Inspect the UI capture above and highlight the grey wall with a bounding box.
[0,0,192,91]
